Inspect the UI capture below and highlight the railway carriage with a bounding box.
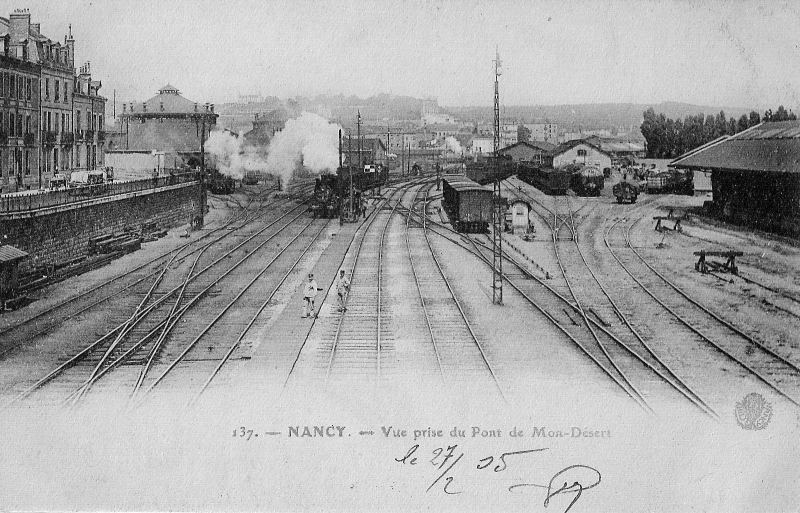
[441,176,493,233]
[517,162,571,195]
[465,155,515,185]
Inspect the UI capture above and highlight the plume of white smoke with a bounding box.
[205,130,268,180]
[265,112,342,188]
[445,136,463,154]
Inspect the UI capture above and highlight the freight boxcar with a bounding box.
[442,176,493,233]
[517,162,571,195]
[569,165,604,196]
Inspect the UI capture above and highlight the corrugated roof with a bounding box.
[0,244,27,263]
[672,121,800,174]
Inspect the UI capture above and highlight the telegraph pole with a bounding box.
[355,111,361,218]
[197,105,207,229]
[492,48,503,305]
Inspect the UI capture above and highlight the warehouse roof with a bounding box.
[499,140,556,153]
[0,244,27,263]
[671,121,800,174]
[443,175,491,192]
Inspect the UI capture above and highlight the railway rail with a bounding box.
[3,200,316,407]
[0,182,313,357]
[401,195,724,416]
[605,215,800,408]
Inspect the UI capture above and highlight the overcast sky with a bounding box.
[19,0,800,109]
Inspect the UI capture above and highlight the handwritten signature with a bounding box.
[395,444,601,513]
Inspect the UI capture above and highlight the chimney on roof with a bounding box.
[65,24,75,66]
[9,9,30,44]
[31,23,40,36]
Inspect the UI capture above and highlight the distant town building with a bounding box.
[109,84,217,170]
[243,108,290,148]
[0,9,107,191]
[523,123,559,145]
[471,137,494,155]
[342,137,387,167]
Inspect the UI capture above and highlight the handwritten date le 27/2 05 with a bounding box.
[395,444,601,513]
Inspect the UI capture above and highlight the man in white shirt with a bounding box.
[334,269,351,312]
[302,273,321,318]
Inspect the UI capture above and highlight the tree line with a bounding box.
[640,105,797,158]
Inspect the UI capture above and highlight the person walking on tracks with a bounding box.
[302,273,322,318]
[335,269,351,312]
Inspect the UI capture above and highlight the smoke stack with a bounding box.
[9,9,30,44]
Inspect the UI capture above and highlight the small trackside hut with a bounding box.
[441,176,493,233]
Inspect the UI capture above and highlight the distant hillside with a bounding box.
[447,102,755,132]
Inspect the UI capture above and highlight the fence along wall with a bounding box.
[1,181,201,274]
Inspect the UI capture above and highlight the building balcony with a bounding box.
[86,130,95,141]
[97,131,105,142]
[61,132,74,145]
[43,131,58,145]
[0,131,7,145]
[23,133,35,146]
[75,129,85,141]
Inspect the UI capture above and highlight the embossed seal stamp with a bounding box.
[735,392,772,430]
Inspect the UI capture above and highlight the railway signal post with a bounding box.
[492,49,503,305]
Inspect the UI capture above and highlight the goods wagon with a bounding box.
[517,163,571,195]
[442,176,493,233]
[465,155,515,185]
[569,165,604,196]
[645,168,693,195]
[612,181,639,204]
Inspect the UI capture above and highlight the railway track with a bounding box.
[0,183,313,357]
[402,196,724,416]
[3,200,316,408]
[404,183,504,394]
[605,215,800,408]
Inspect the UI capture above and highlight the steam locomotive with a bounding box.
[310,163,389,219]
[568,164,605,196]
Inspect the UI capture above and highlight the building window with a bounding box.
[577,149,587,157]
[64,81,68,103]
[9,74,15,99]
[44,78,49,99]
[25,114,30,134]
[24,150,30,176]
[55,81,60,102]
[27,78,31,101]
[16,114,22,137]
[76,110,81,130]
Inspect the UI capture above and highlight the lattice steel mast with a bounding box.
[492,49,503,305]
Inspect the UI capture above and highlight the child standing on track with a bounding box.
[302,273,322,318]
[335,269,351,312]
